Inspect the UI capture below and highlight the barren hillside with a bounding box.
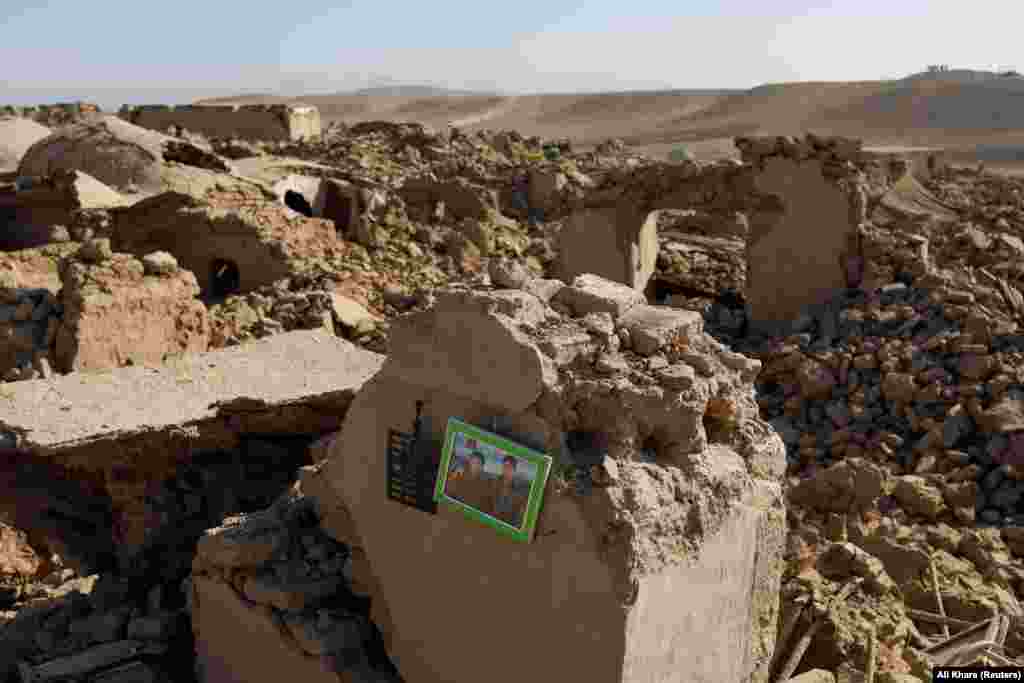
[200,71,1024,164]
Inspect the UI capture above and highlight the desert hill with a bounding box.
[199,70,1024,164]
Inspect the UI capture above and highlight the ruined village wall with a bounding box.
[119,104,321,142]
[323,279,787,683]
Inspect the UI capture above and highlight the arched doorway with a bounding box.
[210,258,241,299]
[320,182,353,235]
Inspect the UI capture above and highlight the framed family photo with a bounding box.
[434,417,553,543]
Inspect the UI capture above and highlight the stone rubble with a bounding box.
[3,116,1024,682]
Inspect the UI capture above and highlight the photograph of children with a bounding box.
[443,431,538,529]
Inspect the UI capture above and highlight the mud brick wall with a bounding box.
[120,104,321,142]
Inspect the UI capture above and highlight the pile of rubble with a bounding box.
[686,163,1024,677]
[190,474,399,683]
[315,273,786,683]
[5,111,1024,683]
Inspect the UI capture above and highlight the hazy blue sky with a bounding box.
[3,0,1021,108]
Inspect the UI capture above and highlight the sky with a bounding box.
[3,0,1023,109]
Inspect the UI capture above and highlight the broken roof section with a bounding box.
[0,329,384,455]
[17,116,232,196]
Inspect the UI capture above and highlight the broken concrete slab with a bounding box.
[0,329,383,574]
[0,329,383,454]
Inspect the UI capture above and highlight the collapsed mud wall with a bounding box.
[111,189,341,297]
[120,104,322,142]
[557,135,895,329]
[0,330,383,576]
[321,275,787,683]
[55,242,211,373]
[737,136,868,328]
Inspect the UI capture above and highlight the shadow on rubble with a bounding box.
[0,207,57,251]
[123,436,316,586]
[697,269,1024,530]
[205,257,242,304]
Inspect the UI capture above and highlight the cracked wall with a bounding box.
[321,276,787,683]
[121,104,322,142]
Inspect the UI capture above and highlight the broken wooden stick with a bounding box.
[864,625,878,683]
[17,640,167,683]
[769,602,807,677]
[772,580,861,683]
[907,608,973,631]
[776,614,824,682]
[996,614,1010,647]
[907,620,935,650]
[925,617,1002,667]
[930,559,951,640]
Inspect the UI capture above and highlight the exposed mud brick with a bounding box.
[322,284,786,683]
[54,248,210,373]
[556,207,658,291]
[553,273,646,318]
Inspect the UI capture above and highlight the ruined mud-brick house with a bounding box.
[397,175,498,224]
[232,157,387,244]
[0,240,211,380]
[551,135,932,332]
[318,273,787,683]
[0,168,130,250]
[109,178,344,300]
[120,103,322,142]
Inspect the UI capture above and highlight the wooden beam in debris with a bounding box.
[924,616,1007,667]
[17,640,167,683]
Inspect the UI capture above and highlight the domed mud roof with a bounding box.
[17,115,229,194]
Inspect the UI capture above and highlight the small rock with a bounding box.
[788,671,837,683]
[488,258,530,289]
[657,363,697,390]
[78,238,113,263]
[893,475,947,520]
[141,251,179,276]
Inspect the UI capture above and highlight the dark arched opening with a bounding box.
[210,258,241,299]
[284,189,314,218]
[321,183,353,235]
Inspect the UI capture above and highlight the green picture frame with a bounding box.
[434,417,553,543]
